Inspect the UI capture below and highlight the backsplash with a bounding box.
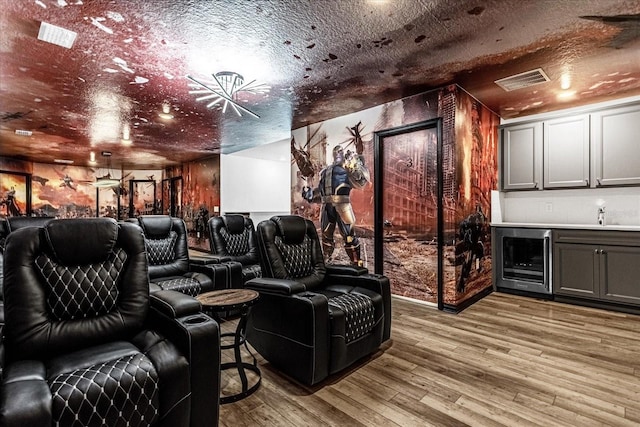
[492,187,640,226]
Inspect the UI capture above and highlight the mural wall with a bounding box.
[0,157,221,252]
[291,85,498,310]
[180,156,220,251]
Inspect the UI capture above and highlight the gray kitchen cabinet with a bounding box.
[543,114,590,188]
[500,122,542,190]
[591,103,640,187]
[553,229,640,306]
[554,242,598,298]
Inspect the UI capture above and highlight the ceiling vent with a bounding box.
[37,22,77,49]
[495,68,550,92]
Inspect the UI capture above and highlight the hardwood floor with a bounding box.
[218,292,640,426]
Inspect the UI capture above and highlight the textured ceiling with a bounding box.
[1,0,639,169]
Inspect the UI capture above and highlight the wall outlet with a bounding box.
[545,202,553,213]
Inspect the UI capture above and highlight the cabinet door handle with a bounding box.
[596,178,602,186]
[585,179,589,186]
[534,181,539,189]
[595,249,600,254]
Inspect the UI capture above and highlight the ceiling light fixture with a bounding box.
[92,151,121,188]
[15,129,33,136]
[186,71,270,118]
[54,159,74,165]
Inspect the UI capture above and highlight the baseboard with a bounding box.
[553,295,640,315]
[442,286,493,314]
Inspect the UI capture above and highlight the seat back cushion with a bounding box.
[137,216,190,279]
[3,219,149,361]
[256,215,326,289]
[209,215,260,266]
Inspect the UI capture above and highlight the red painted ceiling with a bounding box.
[1,0,639,169]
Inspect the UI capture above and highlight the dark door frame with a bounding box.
[373,118,444,310]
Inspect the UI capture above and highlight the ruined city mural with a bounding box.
[291,85,498,309]
[0,158,163,221]
[0,155,218,251]
[31,163,98,218]
[181,156,220,251]
[0,171,30,217]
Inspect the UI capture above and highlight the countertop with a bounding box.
[491,222,640,231]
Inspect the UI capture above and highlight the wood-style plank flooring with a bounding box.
[218,292,640,426]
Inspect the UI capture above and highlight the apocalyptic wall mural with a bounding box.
[0,156,219,251]
[291,85,498,310]
[181,156,220,250]
[0,157,162,221]
[0,171,30,217]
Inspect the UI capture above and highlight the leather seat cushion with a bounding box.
[328,292,376,343]
[47,341,159,427]
[321,287,383,344]
[151,276,202,296]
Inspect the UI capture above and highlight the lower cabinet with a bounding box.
[553,230,640,306]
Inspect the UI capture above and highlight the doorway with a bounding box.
[374,119,444,309]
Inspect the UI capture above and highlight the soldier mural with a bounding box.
[302,122,370,265]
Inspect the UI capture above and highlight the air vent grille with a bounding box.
[38,22,77,49]
[495,68,550,92]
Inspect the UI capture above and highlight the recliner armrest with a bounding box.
[150,290,201,318]
[148,299,220,427]
[0,360,52,426]
[326,264,368,276]
[189,254,232,265]
[244,277,307,295]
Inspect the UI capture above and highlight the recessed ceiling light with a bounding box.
[38,22,77,49]
[54,159,74,164]
[158,101,174,120]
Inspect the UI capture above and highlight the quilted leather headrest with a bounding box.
[273,215,308,244]
[44,218,118,265]
[7,216,54,232]
[138,215,173,238]
[223,214,246,234]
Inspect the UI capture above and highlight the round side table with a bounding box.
[197,289,261,404]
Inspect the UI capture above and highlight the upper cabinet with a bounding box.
[591,104,640,187]
[501,122,542,190]
[500,102,640,191]
[543,114,590,189]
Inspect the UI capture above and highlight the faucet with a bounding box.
[597,207,605,226]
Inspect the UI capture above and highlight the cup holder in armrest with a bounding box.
[183,314,210,325]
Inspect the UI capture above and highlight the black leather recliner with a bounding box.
[0,216,55,327]
[208,215,261,283]
[131,215,218,296]
[0,218,220,427]
[244,215,391,386]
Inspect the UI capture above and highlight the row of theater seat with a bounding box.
[0,213,392,424]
